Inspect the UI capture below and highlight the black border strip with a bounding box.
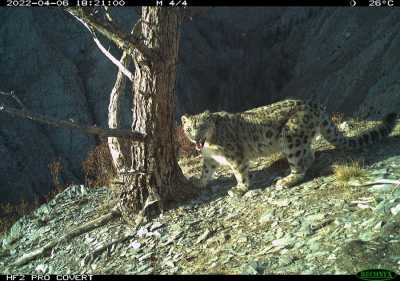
[150,0,370,6]
[129,0,366,6]
[0,0,390,7]
[0,274,361,280]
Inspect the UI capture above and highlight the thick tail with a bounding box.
[319,112,397,149]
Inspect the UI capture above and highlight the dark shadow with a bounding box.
[170,134,400,210]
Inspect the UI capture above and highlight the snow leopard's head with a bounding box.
[181,111,215,151]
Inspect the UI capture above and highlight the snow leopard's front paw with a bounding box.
[227,184,248,198]
[275,173,304,189]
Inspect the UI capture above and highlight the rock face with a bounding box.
[1,7,400,202]
[177,7,400,116]
[0,8,134,202]
[2,123,400,274]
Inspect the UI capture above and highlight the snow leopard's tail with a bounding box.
[318,111,397,149]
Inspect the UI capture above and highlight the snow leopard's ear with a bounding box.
[181,114,189,124]
[203,110,211,118]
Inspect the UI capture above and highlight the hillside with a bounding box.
[1,118,400,274]
[2,8,400,203]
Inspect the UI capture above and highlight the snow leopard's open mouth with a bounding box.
[195,139,206,151]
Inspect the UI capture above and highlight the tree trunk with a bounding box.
[108,51,130,174]
[118,8,195,224]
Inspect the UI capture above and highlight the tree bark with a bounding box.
[0,8,197,229]
[108,52,131,174]
[118,8,195,224]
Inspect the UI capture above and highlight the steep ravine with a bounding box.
[1,118,400,274]
[1,7,400,204]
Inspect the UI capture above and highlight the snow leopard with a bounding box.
[181,99,397,197]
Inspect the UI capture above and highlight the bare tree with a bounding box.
[118,8,190,223]
[1,7,197,224]
[63,7,198,223]
[3,7,202,265]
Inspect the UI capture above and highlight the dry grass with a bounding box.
[82,140,117,188]
[0,200,37,236]
[268,152,286,170]
[0,138,140,235]
[49,159,65,193]
[332,160,366,186]
[0,159,70,235]
[176,126,197,158]
[81,128,197,189]
[331,112,345,125]
[1,164,60,235]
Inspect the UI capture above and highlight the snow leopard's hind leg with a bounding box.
[276,109,318,188]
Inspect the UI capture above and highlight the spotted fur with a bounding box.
[181,99,397,196]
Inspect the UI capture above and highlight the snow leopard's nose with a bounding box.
[195,138,206,151]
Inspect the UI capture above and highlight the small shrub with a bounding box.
[48,159,64,193]
[0,199,39,236]
[0,159,70,235]
[82,140,116,188]
[332,160,365,186]
[176,126,197,158]
[331,112,345,125]
[264,153,287,172]
[0,159,75,235]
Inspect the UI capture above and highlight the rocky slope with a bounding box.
[1,7,400,204]
[1,118,400,274]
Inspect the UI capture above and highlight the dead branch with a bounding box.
[13,208,121,266]
[0,90,26,110]
[65,8,134,81]
[65,7,156,60]
[108,51,131,172]
[348,179,400,187]
[103,6,113,23]
[92,35,134,81]
[83,230,135,266]
[0,104,147,141]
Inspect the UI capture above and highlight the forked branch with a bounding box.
[13,208,121,266]
[65,7,156,60]
[0,104,147,141]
